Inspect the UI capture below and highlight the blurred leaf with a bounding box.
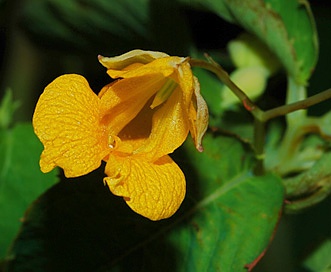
[4,133,283,271]
[303,239,331,272]
[0,123,58,259]
[317,111,331,137]
[19,0,192,56]
[20,0,149,54]
[0,89,20,129]
[284,151,331,212]
[221,66,268,108]
[227,32,281,76]
[180,0,318,85]
[265,111,331,178]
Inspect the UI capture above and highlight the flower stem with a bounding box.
[262,88,331,121]
[190,58,331,123]
[190,57,331,175]
[253,118,266,175]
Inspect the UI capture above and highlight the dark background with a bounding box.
[1,1,330,271]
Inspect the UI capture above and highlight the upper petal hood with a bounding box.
[99,74,167,136]
[98,49,169,71]
[117,85,190,161]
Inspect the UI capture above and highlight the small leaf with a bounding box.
[303,239,331,272]
[284,151,331,212]
[0,89,20,129]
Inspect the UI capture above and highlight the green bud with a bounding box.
[228,33,281,76]
[221,66,268,108]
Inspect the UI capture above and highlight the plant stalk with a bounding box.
[190,58,331,123]
[253,118,266,175]
[190,58,331,176]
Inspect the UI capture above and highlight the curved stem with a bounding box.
[190,58,263,120]
[285,76,307,127]
[190,57,331,176]
[190,58,267,173]
[190,58,331,123]
[253,118,266,175]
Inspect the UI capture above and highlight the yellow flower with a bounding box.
[33,50,208,220]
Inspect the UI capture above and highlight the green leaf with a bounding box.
[181,0,318,84]
[264,0,318,84]
[167,174,283,272]
[284,151,331,212]
[303,239,331,272]
[265,111,331,178]
[0,123,58,259]
[4,133,284,271]
[172,135,284,271]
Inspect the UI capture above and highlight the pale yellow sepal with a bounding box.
[98,50,169,70]
[102,56,187,80]
[189,77,209,152]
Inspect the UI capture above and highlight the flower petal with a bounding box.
[32,74,108,177]
[122,87,190,160]
[104,155,186,220]
[102,55,187,80]
[99,74,167,135]
[98,49,169,70]
[172,59,194,106]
